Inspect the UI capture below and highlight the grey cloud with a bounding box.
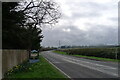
[87,24,118,44]
[42,24,118,47]
[72,12,101,18]
[61,2,109,20]
[42,26,87,46]
[41,0,118,47]
[81,2,109,10]
[110,17,118,21]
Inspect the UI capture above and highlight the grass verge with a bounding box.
[53,51,67,55]
[53,51,119,62]
[5,55,67,78]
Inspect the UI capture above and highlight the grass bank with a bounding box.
[53,51,119,62]
[5,55,67,78]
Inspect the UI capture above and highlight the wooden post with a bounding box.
[28,49,31,59]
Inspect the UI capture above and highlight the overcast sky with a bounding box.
[41,0,118,47]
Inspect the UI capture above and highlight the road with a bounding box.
[41,51,118,78]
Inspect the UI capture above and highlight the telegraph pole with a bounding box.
[59,40,61,49]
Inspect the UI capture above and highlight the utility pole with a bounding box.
[59,40,61,49]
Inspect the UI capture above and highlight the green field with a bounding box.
[53,47,120,62]
[5,55,67,78]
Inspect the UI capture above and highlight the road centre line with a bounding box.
[51,53,117,70]
[63,58,118,77]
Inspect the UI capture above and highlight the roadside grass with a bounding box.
[53,51,119,62]
[53,51,67,55]
[6,55,67,78]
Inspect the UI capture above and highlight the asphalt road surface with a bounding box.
[41,51,118,78]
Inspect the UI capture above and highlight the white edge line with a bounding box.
[42,56,71,79]
[63,59,118,77]
[53,53,117,69]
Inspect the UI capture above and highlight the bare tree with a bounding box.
[16,0,61,58]
[18,0,61,28]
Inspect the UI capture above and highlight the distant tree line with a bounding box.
[60,45,119,49]
[2,0,60,50]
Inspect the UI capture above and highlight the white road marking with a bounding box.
[63,58,118,77]
[42,55,71,79]
[66,58,117,69]
[42,52,118,77]
[51,53,117,70]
